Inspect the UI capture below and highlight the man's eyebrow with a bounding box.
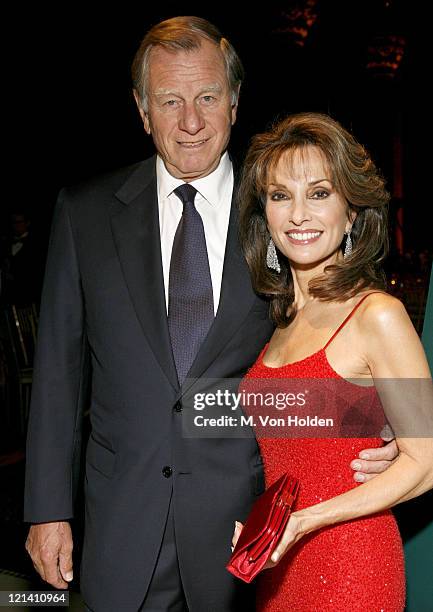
[200,83,223,93]
[154,89,179,96]
[153,83,223,97]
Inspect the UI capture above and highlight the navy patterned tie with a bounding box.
[168,184,214,384]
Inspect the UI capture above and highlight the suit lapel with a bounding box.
[110,156,256,391]
[110,157,179,391]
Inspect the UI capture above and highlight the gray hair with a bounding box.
[131,16,244,112]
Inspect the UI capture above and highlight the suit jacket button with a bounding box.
[162,466,173,478]
[173,401,182,412]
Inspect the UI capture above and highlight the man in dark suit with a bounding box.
[24,16,397,612]
[0,210,45,306]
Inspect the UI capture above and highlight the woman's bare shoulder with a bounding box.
[354,291,430,376]
[356,291,410,332]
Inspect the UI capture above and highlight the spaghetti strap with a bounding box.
[323,292,383,350]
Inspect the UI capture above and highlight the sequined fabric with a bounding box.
[244,346,406,612]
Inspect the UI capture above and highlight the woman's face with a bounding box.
[265,145,354,270]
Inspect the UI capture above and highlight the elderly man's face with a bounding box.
[136,39,238,181]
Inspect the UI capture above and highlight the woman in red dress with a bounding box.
[233,113,433,611]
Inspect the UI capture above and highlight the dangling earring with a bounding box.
[266,238,281,273]
[344,230,353,259]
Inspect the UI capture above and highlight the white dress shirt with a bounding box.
[156,153,234,315]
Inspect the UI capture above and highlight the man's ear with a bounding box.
[231,85,241,126]
[133,89,151,134]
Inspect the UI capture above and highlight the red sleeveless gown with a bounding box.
[243,294,405,611]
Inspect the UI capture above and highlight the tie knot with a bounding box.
[173,183,198,207]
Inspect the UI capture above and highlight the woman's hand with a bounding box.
[231,514,305,568]
[231,521,244,552]
[264,513,304,569]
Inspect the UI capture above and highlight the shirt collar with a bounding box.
[156,152,232,207]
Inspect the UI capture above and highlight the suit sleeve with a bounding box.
[24,190,90,523]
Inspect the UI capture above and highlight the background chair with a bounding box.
[2,304,38,437]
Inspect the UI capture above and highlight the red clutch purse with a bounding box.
[226,472,299,583]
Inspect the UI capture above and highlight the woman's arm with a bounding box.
[270,294,433,564]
